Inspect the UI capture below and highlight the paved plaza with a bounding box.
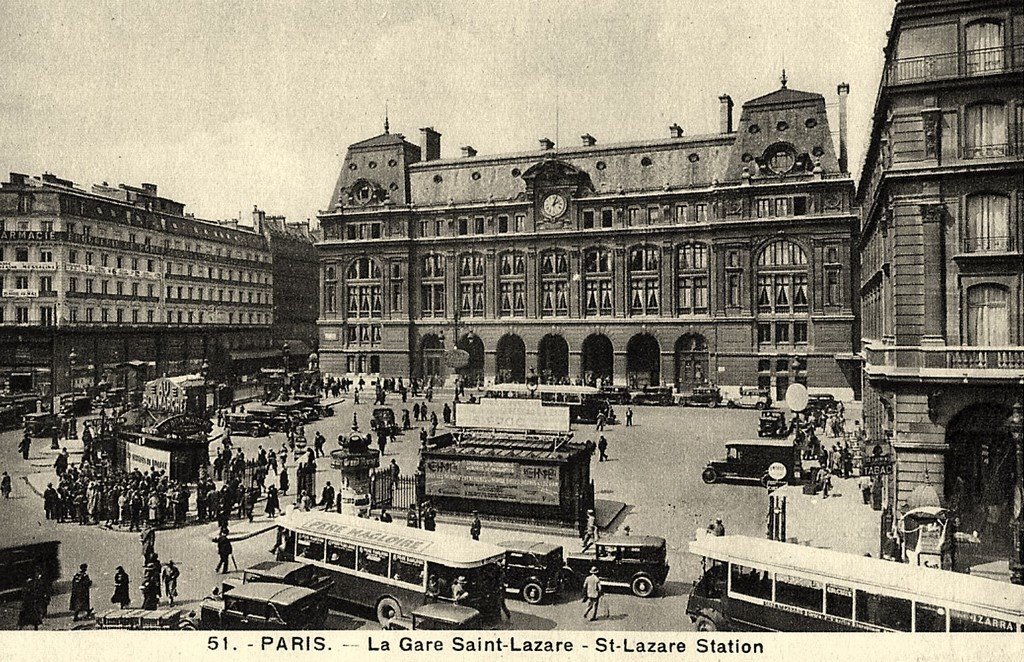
[0,392,870,631]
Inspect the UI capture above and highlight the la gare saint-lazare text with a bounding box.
[367,637,765,654]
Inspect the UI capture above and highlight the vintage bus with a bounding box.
[687,534,1024,632]
[275,511,505,626]
[482,384,614,424]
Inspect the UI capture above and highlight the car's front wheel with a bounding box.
[522,581,544,605]
[701,467,718,484]
[376,597,401,628]
[631,574,655,598]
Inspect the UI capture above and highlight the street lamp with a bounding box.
[282,342,290,397]
[1009,399,1024,586]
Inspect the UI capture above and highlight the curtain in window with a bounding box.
[966,104,1007,156]
[966,22,1004,73]
[967,285,1009,346]
[966,194,1010,250]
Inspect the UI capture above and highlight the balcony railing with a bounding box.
[963,143,1011,159]
[887,44,1024,85]
[864,343,1024,377]
[962,235,1015,253]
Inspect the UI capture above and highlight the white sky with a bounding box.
[0,0,894,224]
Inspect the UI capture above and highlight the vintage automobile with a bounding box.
[195,582,328,630]
[385,603,483,631]
[804,393,838,415]
[233,560,334,593]
[294,394,334,418]
[701,438,815,487]
[370,407,400,435]
[245,405,290,432]
[599,385,632,405]
[728,387,773,410]
[0,537,60,599]
[630,386,675,406]
[23,412,58,437]
[758,410,790,438]
[498,540,564,604]
[564,535,670,598]
[680,385,724,408]
[95,608,192,631]
[224,412,269,438]
[0,406,22,433]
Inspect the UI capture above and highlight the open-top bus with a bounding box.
[687,534,1024,632]
[482,384,615,424]
[275,511,505,627]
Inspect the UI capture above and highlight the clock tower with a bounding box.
[520,158,594,231]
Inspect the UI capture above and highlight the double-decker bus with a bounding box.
[482,384,614,424]
[274,511,505,626]
[687,534,1024,632]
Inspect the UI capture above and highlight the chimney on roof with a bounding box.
[420,127,442,162]
[141,183,157,195]
[669,124,684,139]
[837,83,850,173]
[719,95,734,134]
[251,205,266,233]
[581,133,596,147]
[460,145,477,158]
[539,137,554,151]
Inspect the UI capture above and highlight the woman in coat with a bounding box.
[111,566,130,608]
[265,485,280,518]
[69,563,93,621]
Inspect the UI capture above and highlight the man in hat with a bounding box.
[712,517,726,537]
[451,576,469,604]
[470,511,482,541]
[70,563,93,621]
[162,560,180,605]
[582,567,603,621]
[111,566,130,608]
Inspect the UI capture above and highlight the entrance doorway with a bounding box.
[495,334,526,383]
[581,334,613,386]
[626,333,660,388]
[537,334,569,384]
[674,334,708,392]
[456,334,485,387]
[419,334,444,384]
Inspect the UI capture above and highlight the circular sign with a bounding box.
[785,383,809,412]
[445,348,470,369]
[768,462,788,481]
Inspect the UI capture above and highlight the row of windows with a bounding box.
[926,102,1023,163]
[0,306,272,326]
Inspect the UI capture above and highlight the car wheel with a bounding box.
[695,612,723,631]
[178,621,197,631]
[701,467,718,484]
[726,401,736,408]
[631,574,655,598]
[376,597,401,627]
[707,400,717,408]
[522,581,544,605]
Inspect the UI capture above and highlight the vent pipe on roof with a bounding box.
[581,133,596,147]
[718,95,734,134]
[837,83,850,173]
[669,124,684,138]
[420,127,442,161]
[460,145,477,158]
[539,137,555,151]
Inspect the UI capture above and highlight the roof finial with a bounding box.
[780,69,788,89]
[384,100,390,134]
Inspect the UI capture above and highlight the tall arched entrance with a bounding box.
[495,334,526,383]
[626,333,660,388]
[674,334,708,392]
[419,333,445,384]
[945,402,1015,563]
[537,334,569,384]
[456,334,485,387]
[581,334,614,387]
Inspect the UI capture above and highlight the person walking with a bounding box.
[470,511,482,541]
[421,503,436,531]
[595,411,606,432]
[582,567,603,621]
[161,560,179,605]
[597,436,608,462]
[712,517,726,536]
[1,471,11,499]
[265,484,280,518]
[140,576,160,610]
[111,566,130,608]
[69,563,93,621]
[18,573,43,630]
[625,407,634,427]
[320,481,335,511]
[858,475,872,505]
[215,532,233,574]
[18,433,31,461]
[582,509,597,548]
[279,465,289,495]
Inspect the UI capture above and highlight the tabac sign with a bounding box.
[424,457,560,505]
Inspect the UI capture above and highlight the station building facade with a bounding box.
[317,83,860,400]
[856,0,1024,565]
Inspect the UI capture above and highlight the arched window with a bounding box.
[498,251,526,317]
[966,285,1009,346]
[965,102,1007,158]
[583,248,613,316]
[629,246,660,316]
[345,257,382,318]
[965,193,1010,252]
[420,254,445,318]
[677,243,709,314]
[458,252,485,317]
[756,240,809,346]
[540,250,569,317]
[966,20,1004,74]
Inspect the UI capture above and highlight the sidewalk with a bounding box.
[774,476,880,557]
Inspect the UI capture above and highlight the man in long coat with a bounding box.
[70,563,93,621]
[111,566,130,608]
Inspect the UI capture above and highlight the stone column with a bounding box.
[920,203,946,345]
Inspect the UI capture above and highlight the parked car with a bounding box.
[701,438,814,487]
[728,387,772,410]
[386,603,482,630]
[245,405,290,432]
[564,535,670,598]
[498,540,564,604]
[630,386,675,406]
[224,413,269,438]
[680,386,723,408]
[234,560,333,594]
[371,407,400,435]
[0,406,22,433]
[758,410,790,438]
[599,385,632,405]
[23,412,58,437]
[195,582,328,630]
[804,393,838,415]
[295,394,334,418]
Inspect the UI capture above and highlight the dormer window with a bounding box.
[353,182,373,204]
[765,143,797,174]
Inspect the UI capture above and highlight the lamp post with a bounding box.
[1009,399,1024,585]
[282,342,290,397]
[201,359,212,417]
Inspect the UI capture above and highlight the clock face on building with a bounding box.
[542,193,567,218]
